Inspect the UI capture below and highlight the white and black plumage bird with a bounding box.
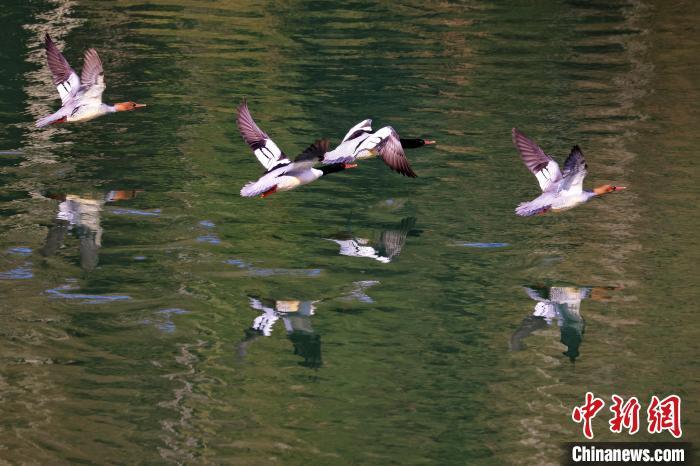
[236,100,356,198]
[321,119,434,178]
[36,34,145,128]
[512,128,626,216]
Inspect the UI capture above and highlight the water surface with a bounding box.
[0,0,698,464]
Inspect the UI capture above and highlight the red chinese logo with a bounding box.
[571,393,682,439]
[609,395,640,434]
[647,395,682,438]
[572,392,605,439]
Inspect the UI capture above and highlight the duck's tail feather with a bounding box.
[515,201,551,217]
[36,112,67,128]
[240,181,261,197]
[240,179,279,198]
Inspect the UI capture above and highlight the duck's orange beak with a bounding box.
[613,186,626,191]
[423,140,436,145]
[114,102,147,112]
[344,163,358,169]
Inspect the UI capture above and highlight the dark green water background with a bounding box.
[0,0,698,464]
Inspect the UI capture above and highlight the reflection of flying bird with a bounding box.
[327,217,416,263]
[321,119,435,177]
[237,100,356,198]
[512,128,626,216]
[510,286,592,362]
[339,280,380,303]
[237,297,322,368]
[40,190,140,271]
[247,297,318,337]
[36,34,146,127]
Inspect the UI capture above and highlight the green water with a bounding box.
[0,0,698,464]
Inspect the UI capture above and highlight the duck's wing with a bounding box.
[43,34,81,105]
[79,48,105,103]
[378,217,416,260]
[341,119,373,142]
[557,145,588,195]
[376,127,417,177]
[236,99,290,171]
[320,121,372,165]
[248,296,276,312]
[524,286,548,302]
[512,128,562,192]
[294,139,329,166]
[320,139,357,165]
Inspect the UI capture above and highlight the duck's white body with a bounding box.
[324,121,389,161]
[241,166,325,197]
[517,190,596,216]
[64,103,115,124]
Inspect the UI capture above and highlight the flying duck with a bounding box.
[512,128,625,216]
[36,34,145,128]
[321,119,434,178]
[236,100,357,198]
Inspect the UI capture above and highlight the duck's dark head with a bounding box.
[399,138,436,149]
[320,163,357,175]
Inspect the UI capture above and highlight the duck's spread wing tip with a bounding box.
[559,145,588,193]
[236,99,266,144]
[512,128,563,192]
[564,145,586,170]
[43,33,80,104]
[378,128,418,178]
[295,138,329,162]
[80,48,104,87]
[235,100,290,169]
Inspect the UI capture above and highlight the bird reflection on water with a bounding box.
[237,298,323,369]
[40,190,141,271]
[510,285,620,362]
[326,216,417,263]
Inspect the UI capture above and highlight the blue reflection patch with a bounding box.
[459,242,509,248]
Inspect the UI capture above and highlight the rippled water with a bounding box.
[1,0,698,464]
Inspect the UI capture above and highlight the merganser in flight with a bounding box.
[512,128,626,216]
[237,100,356,198]
[321,119,434,178]
[36,34,145,128]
